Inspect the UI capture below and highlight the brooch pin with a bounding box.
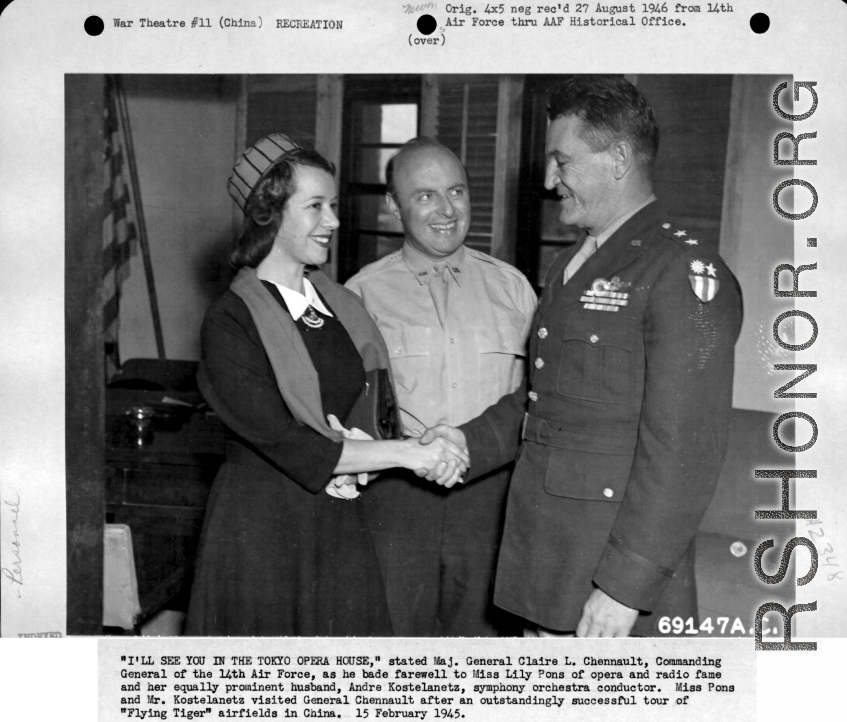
[302,306,325,329]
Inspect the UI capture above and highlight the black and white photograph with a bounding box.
[2,1,846,720]
[67,72,793,641]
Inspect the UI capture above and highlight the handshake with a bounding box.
[411,424,469,488]
[325,416,469,498]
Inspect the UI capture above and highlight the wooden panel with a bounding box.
[315,75,345,282]
[315,75,344,169]
[65,74,106,635]
[245,77,318,147]
[249,75,320,95]
[231,76,248,235]
[420,75,439,138]
[490,76,524,263]
[637,75,733,252]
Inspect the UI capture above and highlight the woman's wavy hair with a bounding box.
[229,149,336,269]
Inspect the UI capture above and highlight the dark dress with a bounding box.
[185,282,392,636]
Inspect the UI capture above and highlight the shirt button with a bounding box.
[450,337,455,344]
[535,358,545,369]
[603,488,614,498]
[538,327,548,339]
[452,382,458,389]
[590,334,599,344]
[528,391,538,402]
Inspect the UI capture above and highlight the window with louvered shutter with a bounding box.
[435,76,500,256]
[336,76,422,281]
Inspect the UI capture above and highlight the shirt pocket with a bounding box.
[383,327,433,394]
[543,446,633,503]
[474,327,527,398]
[473,327,528,357]
[555,313,635,403]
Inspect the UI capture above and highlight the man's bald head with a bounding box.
[385,137,471,259]
[386,137,463,197]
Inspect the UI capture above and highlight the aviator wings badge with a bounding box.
[580,277,631,311]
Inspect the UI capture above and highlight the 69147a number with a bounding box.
[658,616,749,635]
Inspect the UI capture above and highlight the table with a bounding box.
[104,366,225,628]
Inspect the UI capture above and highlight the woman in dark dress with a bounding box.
[185,135,467,636]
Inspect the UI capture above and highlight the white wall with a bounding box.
[720,75,796,413]
[117,76,239,362]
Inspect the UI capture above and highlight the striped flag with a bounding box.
[102,75,138,376]
[688,259,720,303]
[688,274,720,303]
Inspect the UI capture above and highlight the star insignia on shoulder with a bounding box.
[688,260,720,302]
[674,230,687,237]
[685,239,699,245]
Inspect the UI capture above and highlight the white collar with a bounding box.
[272,278,333,322]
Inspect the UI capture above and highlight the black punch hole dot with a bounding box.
[750,12,770,34]
[85,15,105,36]
[417,14,437,35]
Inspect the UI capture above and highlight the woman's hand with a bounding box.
[325,474,361,499]
[418,424,470,487]
[333,420,466,485]
[399,436,469,488]
[327,414,373,491]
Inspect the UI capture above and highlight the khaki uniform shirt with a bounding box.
[345,244,537,434]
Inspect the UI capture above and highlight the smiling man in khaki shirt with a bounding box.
[346,137,536,636]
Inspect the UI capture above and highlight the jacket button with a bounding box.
[538,327,548,339]
[528,391,538,401]
[535,358,545,369]
[603,488,614,498]
[590,334,599,343]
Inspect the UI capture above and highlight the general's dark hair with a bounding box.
[548,75,660,172]
[229,149,336,269]
[385,136,457,197]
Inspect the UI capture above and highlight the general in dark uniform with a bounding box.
[431,76,743,636]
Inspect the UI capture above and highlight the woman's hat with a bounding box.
[227,133,301,213]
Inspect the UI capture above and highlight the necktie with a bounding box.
[429,262,450,328]
[562,234,598,286]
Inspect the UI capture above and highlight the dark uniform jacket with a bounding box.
[461,201,743,634]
